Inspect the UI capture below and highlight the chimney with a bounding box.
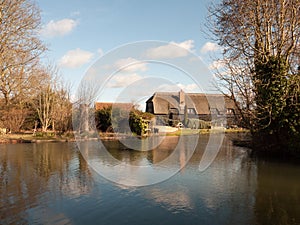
[179,89,185,105]
[179,89,185,114]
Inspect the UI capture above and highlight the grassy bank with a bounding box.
[0,128,249,144]
[166,128,249,136]
[0,133,75,144]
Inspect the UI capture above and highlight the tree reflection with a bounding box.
[0,143,93,224]
[255,161,300,225]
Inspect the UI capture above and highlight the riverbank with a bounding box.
[0,128,250,144]
[0,133,75,144]
[166,128,249,136]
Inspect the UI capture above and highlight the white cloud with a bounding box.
[176,40,194,50]
[157,83,199,92]
[59,48,94,68]
[145,40,194,59]
[178,83,199,92]
[114,57,148,72]
[107,73,143,88]
[200,42,220,54]
[41,19,77,38]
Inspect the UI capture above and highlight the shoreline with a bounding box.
[0,128,249,144]
[0,136,76,144]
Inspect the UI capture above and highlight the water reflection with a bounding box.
[144,187,193,212]
[102,135,189,166]
[137,135,257,224]
[0,136,299,224]
[0,143,93,224]
[78,135,198,186]
[255,160,300,225]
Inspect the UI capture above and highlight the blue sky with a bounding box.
[38,0,222,105]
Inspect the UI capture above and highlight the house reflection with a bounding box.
[98,134,250,176]
[101,135,197,169]
[139,135,257,221]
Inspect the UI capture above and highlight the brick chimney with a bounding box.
[179,89,185,105]
[179,89,185,114]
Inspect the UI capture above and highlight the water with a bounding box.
[0,134,299,225]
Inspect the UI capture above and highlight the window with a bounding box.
[226,108,234,114]
[187,108,196,115]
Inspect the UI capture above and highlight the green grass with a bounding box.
[165,128,249,136]
[166,129,201,136]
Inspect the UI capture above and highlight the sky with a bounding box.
[37,0,222,107]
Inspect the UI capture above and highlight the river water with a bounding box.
[0,134,299,225]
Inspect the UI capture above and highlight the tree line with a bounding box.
[0,0,72,134]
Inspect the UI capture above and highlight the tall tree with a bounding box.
[31,65,72,133]
[33,67,55,132]
[0,0,46,131]
[51,81,72,133]
[72,80,99,133]
[0,0,45,103]
[208,0,300,153]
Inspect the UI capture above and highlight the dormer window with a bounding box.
[187,108,196,115]
[226,108,234,114]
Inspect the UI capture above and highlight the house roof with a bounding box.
[148,92,236,115]
[95,102,133,111]
[150,92,179,114]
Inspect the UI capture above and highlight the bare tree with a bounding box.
[72,80,99,133]
[0,0,45,102]
[208,0,300,130]
[51,81,73,133]
[0,0,46,131]
[208,0,300,153]
[31,65,73,134]
[0,61,45,132]
[30,65,55,132]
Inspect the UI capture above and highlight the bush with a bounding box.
[129,109,153,136]
[95,107,112,132]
